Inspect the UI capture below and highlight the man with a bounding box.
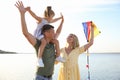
[15,1,64,80]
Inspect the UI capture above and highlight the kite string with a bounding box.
[87,49,90,80]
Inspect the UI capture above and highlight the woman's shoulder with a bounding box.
[73,46,84,52]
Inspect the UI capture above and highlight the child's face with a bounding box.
[50,14,55,19]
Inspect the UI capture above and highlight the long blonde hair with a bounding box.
[66,34,80,49]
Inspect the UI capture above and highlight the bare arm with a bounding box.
[50,39,60,57]
[26,7,42,22]
[54,14,64,39]
[38,38,47,58]
[50,16,62,23]
[84,23,94,51]
[15,1,36,46]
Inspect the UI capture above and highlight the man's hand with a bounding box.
[15,1,26,14]
[51,39,59,45]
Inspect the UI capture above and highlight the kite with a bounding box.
[82,21,101,80]
[82,21,101,42]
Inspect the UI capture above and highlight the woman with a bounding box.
[58,25,94,80]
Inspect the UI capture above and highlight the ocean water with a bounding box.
[0,53,120,80]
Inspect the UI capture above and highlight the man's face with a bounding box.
[45,28,55,39]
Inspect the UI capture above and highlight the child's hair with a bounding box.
[44,6,55,17]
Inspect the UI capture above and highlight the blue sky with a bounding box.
[0,0,120,53]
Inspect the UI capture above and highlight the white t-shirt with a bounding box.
[34,18,48,40]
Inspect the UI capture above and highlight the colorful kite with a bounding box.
[82,21,101,80]
[82,21,101,42]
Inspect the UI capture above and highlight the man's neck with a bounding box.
[44,37,51,44]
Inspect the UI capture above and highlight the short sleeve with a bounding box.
[34,39,41,56]
[79,46,85,54]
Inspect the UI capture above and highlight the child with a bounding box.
[25,6,65,67]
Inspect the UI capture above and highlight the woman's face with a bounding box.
[67,34,74,43]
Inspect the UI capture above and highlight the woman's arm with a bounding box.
[84,23,94,51]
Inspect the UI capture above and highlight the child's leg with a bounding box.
[51,39,65,63]
[55,40,60,57]
[38,38,47,67]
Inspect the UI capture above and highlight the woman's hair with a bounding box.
[68,34,80,49]
[44,6,55,17]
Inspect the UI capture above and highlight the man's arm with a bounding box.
[15,1,36,46]
[54,14,64,39]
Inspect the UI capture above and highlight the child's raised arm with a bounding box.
[50,13,62,23]
[25,7,42,22]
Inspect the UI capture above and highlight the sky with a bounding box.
[0,0,120,53]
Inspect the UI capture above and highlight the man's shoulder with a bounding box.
[34,39,41,48]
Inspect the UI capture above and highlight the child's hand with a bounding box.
[25,7,31,11]
[50,39,59,45]
[60,13,63,18]
[60,13,64,22]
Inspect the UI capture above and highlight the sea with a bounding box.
[0,53,120,80]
